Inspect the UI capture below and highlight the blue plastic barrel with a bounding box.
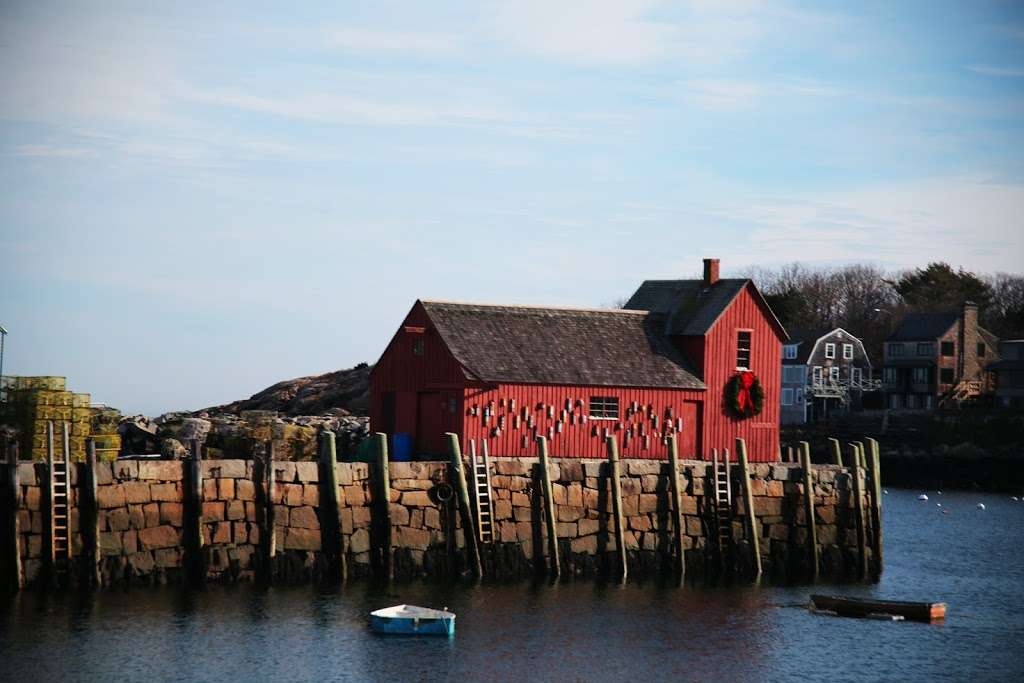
[391,433,413,462]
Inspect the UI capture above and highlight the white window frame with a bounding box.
[588,396,619,420]
[851,367,862,385]
[829,366,840,381]
[812,366,823,385]
[825,343,836,359]
[736,330,752,370]
[843,343,854,360]
[783,344,798,360]
[781,388,794,406]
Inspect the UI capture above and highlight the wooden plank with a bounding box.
[319,430,346,583]
[187,438,205,584]
[829,438,843,467]
[262,441,277,583]
[799,441,819,580]
[535,435,560,579]
[736,438,762,580]
[866,437,883,575]
[849,442,868,579]
[372,432,392,581]
[667,435,685,580]
[446,432,482,578]
[83,438,101,588]
[3,441,23,591]
[45,421,56,586]
[606,436,628,582]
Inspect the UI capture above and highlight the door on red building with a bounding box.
[416,391,443,455]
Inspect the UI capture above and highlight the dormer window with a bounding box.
[825,343,836,359]
[736,331,752,369]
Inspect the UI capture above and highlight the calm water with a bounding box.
[2,489,1023,682]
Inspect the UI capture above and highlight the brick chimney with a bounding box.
[703,258,720,286]
[960,301,979,380]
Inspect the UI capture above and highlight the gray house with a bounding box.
[781,328,878,424]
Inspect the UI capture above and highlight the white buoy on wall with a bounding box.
[977,503,986,510]
[918,494,929,501]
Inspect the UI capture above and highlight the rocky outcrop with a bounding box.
[208,363,372,417]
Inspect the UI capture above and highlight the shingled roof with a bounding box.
[887,312,959,341]
[420,301,705,389]
[624,278,786,338]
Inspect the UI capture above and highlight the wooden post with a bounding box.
[446,433,482,578]
[372,432,392,581]
[785,446,794,464]
[667,435,686,581]
[735,438,762,580]
[606,436,628,582]
[3,441,23,591]
[865,437,883,575]
[187,438,205,584]
[319,430,346,583]
[799,441,819,580]
[82,439,101,588]
[535,435,560,579]
[45,420,56,579]
[829,438,843,467]
[263,440,277,582]
[849,442,868,579]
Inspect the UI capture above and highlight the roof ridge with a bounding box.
[420,299,651,315]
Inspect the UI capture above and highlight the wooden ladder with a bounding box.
[49,421,72,582]
[711,448,733,570]
[469,440,494,544]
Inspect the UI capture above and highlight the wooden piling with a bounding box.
[372,432,392,581]
[45,421,56,578]
[318,430,346,583]
[262,441,277,582]
[667,435,686,580]
[849,442,868,579]
[82,439,101,588]
[829,438,843,467]
[535,435,560,579]
[865,437,883,574]
[735,438,762,580]
[799,441,819,580]
[446,433,482,579]
[187,438,205,583]
[3,441,23,591]
[606,436,628,582]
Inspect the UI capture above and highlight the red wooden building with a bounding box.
[370,258,787,461]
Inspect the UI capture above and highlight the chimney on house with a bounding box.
[703,258,720,286]
[960,301,979,380]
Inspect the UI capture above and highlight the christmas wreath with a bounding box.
[725,370,764,419]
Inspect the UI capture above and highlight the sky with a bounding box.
[1,0,1023,415]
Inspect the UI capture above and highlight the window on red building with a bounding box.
[736,331,752,369]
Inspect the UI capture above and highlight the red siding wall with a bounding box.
[463,383,704,459]
[693,283,782,462]
[370,302,467,454]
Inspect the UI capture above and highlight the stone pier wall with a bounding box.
[1,456,876,587]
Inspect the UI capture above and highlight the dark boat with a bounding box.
[811,595,946,623]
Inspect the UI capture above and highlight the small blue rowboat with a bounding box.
[370,604,456,636]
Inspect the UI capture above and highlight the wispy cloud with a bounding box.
[684,78,763,110]
[5,144,92,158]
[326,28,461,55]
[966,64,1024,77]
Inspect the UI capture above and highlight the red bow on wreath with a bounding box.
[736,371,756,413]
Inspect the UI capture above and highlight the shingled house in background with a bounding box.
[371,258,787,461]
[882,303,1000,409]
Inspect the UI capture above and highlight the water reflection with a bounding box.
[2,490,1023,682]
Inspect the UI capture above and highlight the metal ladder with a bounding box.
[711,447,733,570]
[49,421,72,581]
[469,440,494,544]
